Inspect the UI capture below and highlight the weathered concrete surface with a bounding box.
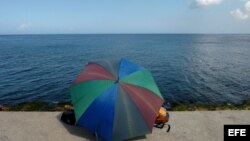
[0,111,249,141]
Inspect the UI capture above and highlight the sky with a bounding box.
[1,0,250,34]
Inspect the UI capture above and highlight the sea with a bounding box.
[0,34,250,105]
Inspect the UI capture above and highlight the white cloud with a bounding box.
[195,0,223,6]
[245,1,250,11]
[18,23,32,31]
[230,9,248,20]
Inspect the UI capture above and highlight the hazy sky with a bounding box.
[1,0,250,34]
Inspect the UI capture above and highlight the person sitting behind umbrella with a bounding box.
[154,107,170,132]
[61,105,76,125]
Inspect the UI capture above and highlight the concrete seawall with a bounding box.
[0,111,250,141]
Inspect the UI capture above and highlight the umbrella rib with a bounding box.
[120,81,164,100]
[123,84,158,117]
[120,83,164,129]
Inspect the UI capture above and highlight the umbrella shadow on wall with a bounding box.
[56,113,95,141]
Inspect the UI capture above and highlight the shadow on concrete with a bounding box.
[126,135,147,141]
[56,112,147,141]
[56,113,96,141]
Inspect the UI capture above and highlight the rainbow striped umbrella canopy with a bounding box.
[70,58,164,141]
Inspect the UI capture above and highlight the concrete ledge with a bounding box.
[0,111,250,141]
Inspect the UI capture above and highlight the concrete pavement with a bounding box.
[0,111,249,141]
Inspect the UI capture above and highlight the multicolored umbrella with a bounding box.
[70,58,164,141]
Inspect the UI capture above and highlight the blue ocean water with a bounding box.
[0,34,250,105]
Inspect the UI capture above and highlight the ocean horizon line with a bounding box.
[1,33,250,36]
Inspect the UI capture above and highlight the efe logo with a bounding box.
[224,125,249,141]
[228,129,246,136]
